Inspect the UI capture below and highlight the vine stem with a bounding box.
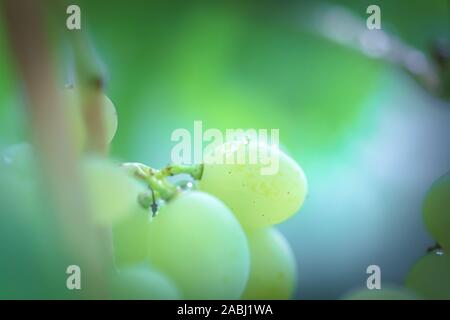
[70,31,109,154]
[144,173,179,201]
[4,0,108,298]
[160,164,204,180]
[297,3,444,97]
[122,162,203,203]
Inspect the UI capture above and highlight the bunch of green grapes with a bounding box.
[111,138,306,300]
[2,91,306,299]
[404,173,450,299]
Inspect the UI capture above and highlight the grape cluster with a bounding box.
[4,85,449,300]
[116,140,308,299]
[0,89,307,299]
[3,86,449,300]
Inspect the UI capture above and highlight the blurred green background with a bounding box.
[0,0,449,299]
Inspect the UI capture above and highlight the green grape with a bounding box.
[110,264,181,299]
[423,173,450,250]
[113,208,150,267]
[82,157,147,225]
[242,228,297,300]
[147,191,250,299]
[199,140,307,227]
[405,251,450,299]
[342,286,419,300]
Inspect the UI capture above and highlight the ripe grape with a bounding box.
[242,228,297,299]
[405,251,450,299]
[113,208,150,268]
[147,191,250,299]
[110,264,181,299]
[82,157,147,225]
[342,286,419,300]
[423,173,450,250]
[199,140,307,227]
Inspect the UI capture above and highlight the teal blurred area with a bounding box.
[0,0,449,299]
[0,145,77,299]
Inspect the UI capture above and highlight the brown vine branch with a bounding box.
[3,0,108,298]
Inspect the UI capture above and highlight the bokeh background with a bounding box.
[0,0,449,299]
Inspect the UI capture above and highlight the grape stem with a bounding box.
[144,173,179,201]
[160,164,204,180]
[123,162,203,203]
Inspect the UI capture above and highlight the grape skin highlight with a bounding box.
[147,191,250,299]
